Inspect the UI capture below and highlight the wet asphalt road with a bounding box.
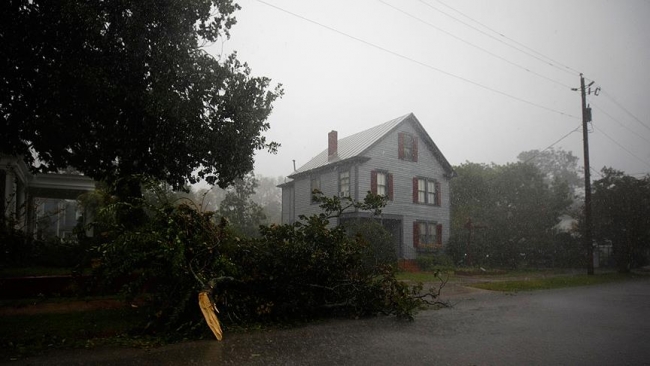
[11,279,650,365]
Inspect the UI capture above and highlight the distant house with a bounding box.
[279,113,455,260]
[1,155,96,238]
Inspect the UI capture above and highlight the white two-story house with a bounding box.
[279,113,455,260]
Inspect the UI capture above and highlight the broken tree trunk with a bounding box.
[198,291,223,341]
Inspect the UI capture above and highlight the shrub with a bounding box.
[341,218,397,270]
[416,251,455,272]
[1,221,33,267]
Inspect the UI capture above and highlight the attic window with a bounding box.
[398,132,418,162]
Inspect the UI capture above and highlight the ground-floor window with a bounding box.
[413,221,442,250]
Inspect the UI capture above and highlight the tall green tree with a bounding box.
[218,173,266,237]
[517,148,582,195]
[1,0,281,190]
[449,161,576,268]
[592,168,650,272]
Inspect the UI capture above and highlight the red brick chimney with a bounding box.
[328,130,338,160]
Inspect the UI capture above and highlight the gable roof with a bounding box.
[288,113,455,179]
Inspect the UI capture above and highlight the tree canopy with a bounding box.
[592,168,650,272]
[448,161,578,268]
[517,148,582,195]
[217,173,266,237]
[1,0,281,189]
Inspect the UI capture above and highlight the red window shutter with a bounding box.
[413,222,420,248]
[371,171,377,194]
[388,173,394,201]
[398,133,405,160]
[436,224,443,245]
[435,182,441,206]
[412,136,418,162]
[412,177,418,203]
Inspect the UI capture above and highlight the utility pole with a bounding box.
[579,74,595,275]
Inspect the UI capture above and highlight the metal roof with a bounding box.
[287,112,455,179]
[291,113,412,176]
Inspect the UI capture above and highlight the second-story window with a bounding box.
[371,170,393,200]
[413,177,441,205]
[310,177,321,204]
[377,172,387,196]
[339,170,350,197]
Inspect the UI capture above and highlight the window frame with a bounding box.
[310,176,321,204]
[377,172,387,196]
[413,177,441,206]
[413,220,442,250]
[398,132,418,162]
[339,170,350,198]
[371,170,393,201]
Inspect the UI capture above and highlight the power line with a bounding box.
[593,125,650,170]
[589,166,604,179]
[600,90,650,133]
[254,0,579,119]
[420,0,581,77]
[522,124,582,164]
[590,102,650,145]
[377,0,574,90]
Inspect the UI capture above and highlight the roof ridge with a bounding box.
[291,113,414,176]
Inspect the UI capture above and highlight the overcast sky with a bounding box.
[209,0,650,181]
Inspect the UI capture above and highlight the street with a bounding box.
[12,279,650,365]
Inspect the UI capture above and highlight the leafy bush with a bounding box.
[0,221,34,267]
[342,218,397,270]
[1,219,91,269]
[416,251,455,272]
[30,237,91,268]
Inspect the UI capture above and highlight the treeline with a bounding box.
[172,173,284,234]
[448,148,650,272]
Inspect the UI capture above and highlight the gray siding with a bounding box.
[281,185,295,224]
[288,165,358,227]
[358,120,451,259]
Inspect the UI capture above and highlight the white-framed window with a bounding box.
[418,178,426,203]
[310,177,321,204]
[414,221,442,250]
[339,170,350,197]
[371,170,393,200]
[427,180,436,204]
[377,172,387,196]
[413,177,440,206]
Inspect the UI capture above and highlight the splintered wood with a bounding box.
[198,291,223,340]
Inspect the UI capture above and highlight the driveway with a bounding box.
[11,279,650,365]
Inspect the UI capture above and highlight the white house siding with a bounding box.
[357,120,451,259]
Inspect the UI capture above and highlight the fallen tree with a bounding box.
[92,180,447,339]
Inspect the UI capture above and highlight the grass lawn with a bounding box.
[397,267,644,293]
[467,272,639,292]
[396,271,453,283]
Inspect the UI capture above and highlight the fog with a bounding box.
[210,0,650,179]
